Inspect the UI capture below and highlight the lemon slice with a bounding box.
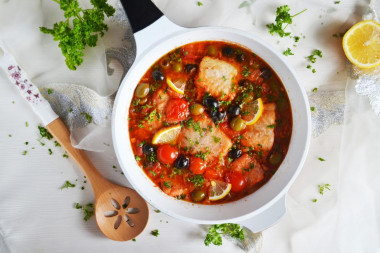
[167,77,186,95]
[241,98,264,125]
[152,124,182,144]
[342,20,380,68]
[209,180,231,201]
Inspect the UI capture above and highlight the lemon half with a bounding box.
[342,20,380,68]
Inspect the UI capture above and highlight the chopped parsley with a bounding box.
[63,152,69,158]
[154,209,161,213]
[312,198,318,203]
[38,125,53,140]
[149,170,157,176]
[25,142,29,145]
[22,150,27,155]
[48,148,53,155]
[188,175,205,188]
[267,124,276,128]
[267,5,307,37]
[312,87,318,92]
[307,49,323,63]
[8,134,11,137]
[241,65,250,77]
[334,1,340,4]
[294,36,300,42]
[47,89,53,94]
[134,155,141,161]
[222,75,227,81]
[151,229,159,237]
[25,121,29,127]
[213,136,221,143]
[164,181,171,188]
[283,48,294,56]
[177,194,186,200]
[54,140,61,147]
[310,106,315,111]
[75,202,95,221]
[132,239,136,242]
[81,112,92,123]
[61,180,75,190]
[318,184,331,195]
[318,157,325,161]
[204,223,244,246]
[194,150,211,161]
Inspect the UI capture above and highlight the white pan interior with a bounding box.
[112,27,311,224]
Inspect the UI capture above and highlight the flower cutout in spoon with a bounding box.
[104,196,140,229]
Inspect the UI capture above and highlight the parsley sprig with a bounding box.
[267,5,307,37]
[40,0,115,70]
[204,223,244,246]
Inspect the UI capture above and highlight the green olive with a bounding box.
[191,190,206,202]
[269,152,283,165]
[207,45,218,57]
[230,116,246,132]
[134,83,150,98]
[190,103,205,115]
[172,62,183,72]
[160,57,170,69]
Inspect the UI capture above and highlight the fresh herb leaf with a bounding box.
[241,65,250,77]
[187,175,205,188]
[267,124,276,128]
[154,209,161,213]
[164,181,171,188]
[307,49,323,63]
[213,136,221,143]
[48,148,53,155]
[40,0,115,70]
[151,229,159,237]
[75,202,94,221]
[318,157,325,161]
[310,106,315,111]
[134,155,141,161]
[194,150,211,161]
[204,223,244,246]
[267,5,307,37]
[294,36,300,42]
[38,125,53,140]
[312,198,318,202]
[47,89,53,94]
[283,48,294,56]
[334,1,340,4]
[312,87,318,92]
[61,180,75,190]
[81,112,92,123]
[318,183,331,195]
[22,150,27,155]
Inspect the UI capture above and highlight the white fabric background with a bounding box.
[0,0,379,252]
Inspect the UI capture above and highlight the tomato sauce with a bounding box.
[128,41,292,204]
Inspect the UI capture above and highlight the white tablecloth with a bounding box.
[1,0,379,252]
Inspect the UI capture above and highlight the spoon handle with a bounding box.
[47,118,112,195]
[0,40,58,126]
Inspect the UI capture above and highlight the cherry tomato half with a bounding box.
[165,98,189,123]
[225,171,247,193]
[189,157,206,175]
[157,144,179,164]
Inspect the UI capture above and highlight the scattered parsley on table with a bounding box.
[204,223,244,246]
[267,5,307,37]
[283,48,294,56]
[75,202,95,221]
[318,184,331,195]
[318,157,325,161]
[151,229,159,237]
[197,1,203,6]
[61,180,76,190]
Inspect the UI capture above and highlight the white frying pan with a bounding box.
[112,0,311,232]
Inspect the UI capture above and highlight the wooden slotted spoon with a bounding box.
[0,42,149,241]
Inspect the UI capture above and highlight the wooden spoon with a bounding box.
[0,41,149,241]
[47,118,149,241]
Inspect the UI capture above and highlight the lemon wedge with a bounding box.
[167,77,186,95]
[209,180,231,201]
[241,98,264,125]
[152,124,182,144]
[342,20,380,68]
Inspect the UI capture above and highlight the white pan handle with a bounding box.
[241,195,286,233]
[134,16,185,58]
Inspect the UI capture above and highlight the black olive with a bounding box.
[152,69,164,81]
[222,47,234,57]
[174,155,190,169]
[260,67,272,79]
[235,53,246,62]
[229,148,242,160]
[142,143,154,155]
[238,79,251,87]
[210,110,226,123]
[228,104,240,117]
[185,64,198,75]
[203,96,219,110]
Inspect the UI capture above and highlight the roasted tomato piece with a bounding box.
[157,144,179,164]
[225,171,247,193]
[204,169,221,180]
[189,157,206,175]
[165,98,189,123]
